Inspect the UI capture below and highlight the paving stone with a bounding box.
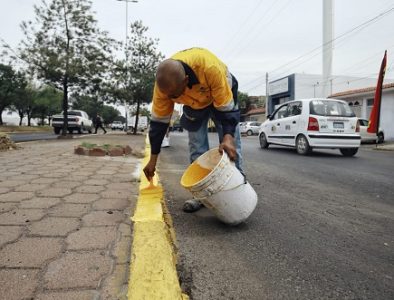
[0,191,34,202]
[37,187,72,197]
[28,217,80,236]
[109,174,139,183]
[49,203,90,217]
[108,147,124,157]
[0,187,10,194]
[0,208,45,225]
[119,223,132,237]
[19,197,61,209]
[89,148,106,157]
[64,193,100,204]
[112,234,132,264]
[100,263,129,300]
[0,269,40,300]
[97,169,117,175]
[63,175,87,182]
[42,172,69,178]
[30,177,59,184]
[82,211,125,226]
[8,174,39,181]
[75,185,106,194]
[35,290,99,300]
[72,171,94,176]
[101,190,132,199]
[67,226,117,250]
[51,181,83,189]
[14,183,48,192]
[0,202,17,213]
[106,182,135,191]
[85,179,109,186]
[92,198,130,211]
[0,237,62,267]
[0,226,23,247]
[44,251,112,289]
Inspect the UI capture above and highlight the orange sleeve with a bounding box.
[206,65,233,108]
[151,84,174,123]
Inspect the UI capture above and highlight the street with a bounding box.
[158,132,394,300]
[8,132,58,142]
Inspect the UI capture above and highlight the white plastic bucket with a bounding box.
[180,148,258,225]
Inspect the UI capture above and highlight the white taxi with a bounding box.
[258,99,361,156]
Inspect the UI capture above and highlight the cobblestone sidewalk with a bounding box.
[0,133,145,300]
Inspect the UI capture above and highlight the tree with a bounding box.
[109,21,163,134]
[238,91,250,114]
[19,0,116,135]
[33,85,63,125]
[0,64,20,125]
[101,105,120,125]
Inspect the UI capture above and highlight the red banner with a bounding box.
[367,50,387,134]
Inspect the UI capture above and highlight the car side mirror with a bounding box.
[267,114,272,120]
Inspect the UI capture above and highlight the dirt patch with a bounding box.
[0,133,19,152]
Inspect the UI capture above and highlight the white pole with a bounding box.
[322,0,334,98]
[265,72,269,118]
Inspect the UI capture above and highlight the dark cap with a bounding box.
[180,105,211,132]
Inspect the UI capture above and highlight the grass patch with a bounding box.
[0,125,52,133]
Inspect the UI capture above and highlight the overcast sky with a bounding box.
[1,0,394,97]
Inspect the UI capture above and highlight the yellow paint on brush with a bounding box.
[128,137,189,300]
[180,162,212,188]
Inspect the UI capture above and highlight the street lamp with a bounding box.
[116,0,138,132]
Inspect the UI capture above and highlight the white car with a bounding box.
[111,121,124,131]
[358,118,384,144]
[240,121,262,136]
[258,98,361,156]
[52,110,93,134]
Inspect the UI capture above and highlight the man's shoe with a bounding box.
[183,199,203,213]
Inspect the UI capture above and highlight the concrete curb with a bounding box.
[128,138,188,300]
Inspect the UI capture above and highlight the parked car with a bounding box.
[358,118,384,143]
[258,98,361,156]
[111,121,124,131]
[52,110,93,134]
[240,121,262,136]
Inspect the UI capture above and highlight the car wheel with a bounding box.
[77,127,82,134]
[296,134,311,155]
[247,130,253,136]
[377,132,384,144]
[54,127,61,134]
[340,148,358,157]
[259,133,269,149]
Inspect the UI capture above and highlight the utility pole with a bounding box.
[322,0,334,98]
[116,0,138,131]
[265,72,269,118]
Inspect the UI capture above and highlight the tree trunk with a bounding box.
[41,116,45,126]
[0,107,4,125]
[133,99,141,135]
[18,110,24,126]
[27,112,32,126]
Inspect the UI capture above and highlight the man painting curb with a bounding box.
[143,47,243,212]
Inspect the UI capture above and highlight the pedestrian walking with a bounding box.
[94,114,107,134]
[143,47,243,213]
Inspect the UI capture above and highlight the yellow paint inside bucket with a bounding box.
[181,162,212,188]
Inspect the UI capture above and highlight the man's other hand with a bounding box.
[219,134,237,161]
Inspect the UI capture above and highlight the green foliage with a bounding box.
[0,64,25,125]
[101,105,120,124]
[33,85,63,124]
[238,91,250,110]
[108,21,163,106]
[19,0,117,133]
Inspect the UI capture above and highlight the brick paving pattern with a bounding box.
[0,134,145,300]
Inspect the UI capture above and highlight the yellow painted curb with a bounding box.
[128,138,189,300]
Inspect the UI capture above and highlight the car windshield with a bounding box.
[68,111,82,116]
[310,100,355,117]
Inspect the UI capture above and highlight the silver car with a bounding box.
[240,121,262,136]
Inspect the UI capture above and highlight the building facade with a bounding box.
[330,83,394,141]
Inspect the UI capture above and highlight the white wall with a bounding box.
[380,91,394,140]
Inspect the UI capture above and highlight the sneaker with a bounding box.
[183,199,203,213]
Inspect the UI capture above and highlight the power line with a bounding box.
[242,5,394,88]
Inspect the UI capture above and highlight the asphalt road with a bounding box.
[8,132,58,142]
[158,132,394,300]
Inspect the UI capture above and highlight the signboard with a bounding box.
[269,77,289,95]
